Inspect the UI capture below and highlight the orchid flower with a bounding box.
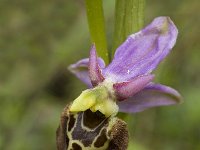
[68,17,182,117]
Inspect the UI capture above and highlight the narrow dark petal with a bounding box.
[68,57,105,88]
[113,74,154,101]
[117,83,182,113]
[103,17,178,82]
[89,45,105,86]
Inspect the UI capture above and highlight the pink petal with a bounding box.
[113,74,154,101]
[89,45,105,86]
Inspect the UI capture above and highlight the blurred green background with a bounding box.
[0,0,199,150]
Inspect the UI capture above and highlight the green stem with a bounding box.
[112,0,145,58]
[85,0,109,64]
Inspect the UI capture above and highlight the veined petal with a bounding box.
[103,17,178,82]
[68,56,105,88]
[117,83,182,113]
[89,45,105,86]
[113,74,154,101]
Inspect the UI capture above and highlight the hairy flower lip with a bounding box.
[68,16,182,114]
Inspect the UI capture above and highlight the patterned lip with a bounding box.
[56,105,129,150]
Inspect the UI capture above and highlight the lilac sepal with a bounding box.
[113,74,154,101]
[103,17,178,82]
[68,57,105,88]
[89,45,105,86]
[117,83,182,113]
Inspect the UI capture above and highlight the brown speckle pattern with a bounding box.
[83,110,106,129]
[72,143,82,150]
[56,104,129,150]
[94,128,107,148]
[71,110,108,147]
[68,115,75,132]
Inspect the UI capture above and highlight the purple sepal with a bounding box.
[68,56,105,88]
[103,17,178,82]
[89,45,105,86]
[117,83,182,113]
[113,74,154,101]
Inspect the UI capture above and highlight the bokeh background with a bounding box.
[0,0,199,149]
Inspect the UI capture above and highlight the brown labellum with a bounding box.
[56,104,129,150]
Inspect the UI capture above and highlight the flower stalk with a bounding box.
[85,0,109,64]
